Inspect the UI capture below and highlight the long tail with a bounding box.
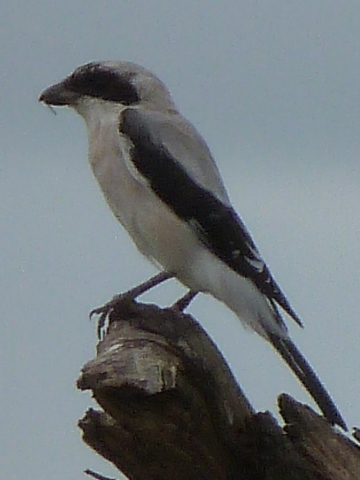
[267,333,346,430]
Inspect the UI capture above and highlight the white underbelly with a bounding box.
[89,139,202,278]
[126,188,203,277]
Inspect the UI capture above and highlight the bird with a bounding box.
[39,60,346,429]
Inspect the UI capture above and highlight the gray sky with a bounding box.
[2,1,360,478]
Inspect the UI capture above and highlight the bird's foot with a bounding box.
[90,271,174,338]
[89,293,131,338]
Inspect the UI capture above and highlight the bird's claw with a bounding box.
[89,293,126,339]
[89,272,174,338]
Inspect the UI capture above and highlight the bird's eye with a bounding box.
[65,64,139,104]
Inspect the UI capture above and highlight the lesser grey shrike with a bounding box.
[39,61,346,429]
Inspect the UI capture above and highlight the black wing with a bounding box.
[120,107,302,326]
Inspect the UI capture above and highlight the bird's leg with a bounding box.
[172,290,198,311]
[85,469,113,480]
[90,271,173,337]
[117,271,174,300]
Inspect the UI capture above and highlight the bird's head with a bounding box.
[39,61,176,120]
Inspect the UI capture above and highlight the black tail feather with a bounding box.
[268,333,347,430]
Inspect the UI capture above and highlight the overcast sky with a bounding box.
[2,1,360,479]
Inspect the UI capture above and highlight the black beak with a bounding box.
[39,81,80,106]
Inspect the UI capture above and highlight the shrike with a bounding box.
[39,61,345,429]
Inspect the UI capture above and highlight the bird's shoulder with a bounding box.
[119,106,230,205]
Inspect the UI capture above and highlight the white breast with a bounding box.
[86,113,203,277]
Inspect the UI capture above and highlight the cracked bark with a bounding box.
[77,300,360,480]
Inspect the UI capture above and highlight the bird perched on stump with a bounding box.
[39,60,346,430]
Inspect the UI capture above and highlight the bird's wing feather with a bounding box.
[121,107,231,204]
[119,107,302,326]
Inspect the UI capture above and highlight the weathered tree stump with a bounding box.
[77,300,360,480]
